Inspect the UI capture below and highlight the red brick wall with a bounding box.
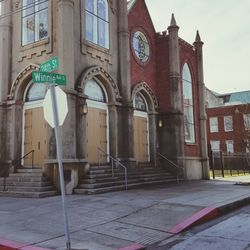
[128,0,157,92]
[207,105,250,153]
[128,0,202,158]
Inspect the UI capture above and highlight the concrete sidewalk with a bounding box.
[0,176,250,250]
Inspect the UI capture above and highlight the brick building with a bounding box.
[0,0,209,196]
[128,0,209,180]
[206,89,250,153]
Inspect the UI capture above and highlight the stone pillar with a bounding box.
[159,14,184,166]
[117,0,134,165]
[0,0,12,102]
[56,0,76,159]
[0,0,12,172]
[193,31,210,179]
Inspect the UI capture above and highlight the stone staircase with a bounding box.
[0,168,58,198]
[74,163,181,195]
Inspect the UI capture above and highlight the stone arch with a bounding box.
[77,66,121,103]
[8,64,40,101]
[131,82,158,112]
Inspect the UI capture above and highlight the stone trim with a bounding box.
[131,82,158,110]
[77,66,121,102]
[8,64,40,101]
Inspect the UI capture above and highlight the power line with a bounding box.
[0,0,48,21]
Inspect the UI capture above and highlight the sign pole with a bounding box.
[50,84,71,250]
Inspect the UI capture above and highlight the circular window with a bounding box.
[132,31,150,63]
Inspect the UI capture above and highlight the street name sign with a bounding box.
[32,71,67,85]
[40,57,59,72]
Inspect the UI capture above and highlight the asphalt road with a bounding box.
[148,204,250,250]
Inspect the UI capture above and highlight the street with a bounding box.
[148,203,250,250]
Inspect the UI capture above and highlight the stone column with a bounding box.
[194,31,210,179]
[0,0,12,102]
[159,14,184,166]
[116,0,134,165]
[56,0,76,159]
[0,0,12,170]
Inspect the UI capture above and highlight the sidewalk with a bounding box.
[0,176,250,250]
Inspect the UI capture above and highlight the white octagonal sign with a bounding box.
[43,86,68,128]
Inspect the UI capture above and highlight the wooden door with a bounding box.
[86,107,107,163]
[134,115,149,162]
[24,107,46,167]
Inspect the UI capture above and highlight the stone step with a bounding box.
[0,190,58,198]
[79,175,177,189]
[9,172,44,177]
[74,178,178,195]
[87,171,173,179]
[89,165,111,170]
[4,185,55,192]
[81,176,120,184]
[17,168,43,173]
[0,176,50,182]
[0,181,52,187]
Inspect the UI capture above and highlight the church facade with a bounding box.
[0,0,209,194]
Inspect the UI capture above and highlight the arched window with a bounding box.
[134,92,147,112]
[84,79,106,102]
[182,63,195,143]
[85,0,109,49]
[25,83,47,102]
[22,0,48,45]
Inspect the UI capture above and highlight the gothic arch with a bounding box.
[8,64,40,101]
[131,82,158,112]
[77,66,121,103]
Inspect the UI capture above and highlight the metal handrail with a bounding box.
[2,150,35,191]
[13,150,35,169]
[157,152,184,183]
[98,147,128,190]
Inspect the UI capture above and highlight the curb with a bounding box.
[0,238,50,250]
[168,196,250,234]
[116,244,145,250]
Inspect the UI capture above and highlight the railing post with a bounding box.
[32,150,34,169]
[220,151,224,178]
[111,159,114,177]
[98,148,100,167]
[211,150,215,179]
[125,168,128,190]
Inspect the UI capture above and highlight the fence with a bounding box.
[209,150,250,178]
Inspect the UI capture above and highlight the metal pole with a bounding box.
[50,84,71,250]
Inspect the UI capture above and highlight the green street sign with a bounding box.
[40,57,59,72]
[32,71,67,85]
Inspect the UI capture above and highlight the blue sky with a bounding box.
[145,0,250,94]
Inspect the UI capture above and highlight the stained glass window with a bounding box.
[85,0,109,49]
[22,0,48,45]
[182,63,195,143]
[134,92,147,111]
[132,31,150,63]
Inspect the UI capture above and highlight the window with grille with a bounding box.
[226,140,234,153]
[243,114,250,130]
[209,117,218,133]
[224,116,233,132]
[22,0,48,46]
[85,0,109,49]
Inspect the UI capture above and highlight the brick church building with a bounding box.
[0,0,209,196]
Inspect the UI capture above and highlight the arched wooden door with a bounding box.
[22,83,47,168]
[84,79,109,164]
[133,92,150,162]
